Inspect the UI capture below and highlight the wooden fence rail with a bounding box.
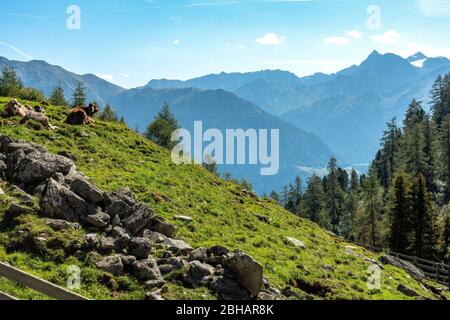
[0,262,88,300]
[353,242,450,288]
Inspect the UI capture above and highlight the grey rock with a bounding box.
[111,226,131,251]
[397,284,420,297]
[40,179,88,222]
[211,277,251,300]
[184,260,215,288]
[208,246,229,257]
[142,230,168,243]
[96,255,123,276]
[380,255,425,281]
[84,233,99,249]
[132,258,162,281]
[104,195,133,219]
[122,203,154,235]
[86,211,111,228]
[144,279,166,290]
[148,216,176,238]
[223,250,264,297]
[70,178,104,203]
[15,150,74,185]
[119,255,137,266]
[99,236,115,254]
[128,237,152,259]
[45,219,80,231]
[189,247,208,262]
[166,239,193,256]
[286,237,306,249]
[158,264,175,274]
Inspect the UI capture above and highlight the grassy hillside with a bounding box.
[0,97,445,300]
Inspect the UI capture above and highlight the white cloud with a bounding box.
[173,39,181,45]
[0,41,33,60]
[417,0,450,17]
[323,36,351,46]
[256,33,287,46]
[119,73,129,78]
[371,29,400,45]
[96,74,114,81]
[346,30,363,40]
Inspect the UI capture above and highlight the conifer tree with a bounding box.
[0,65,23,97]
[49,83,68,106]
[145,103,180,149]
[388,171,413,254]
[410,175,438,258]
[326,156,344,233]
[354,169,383,246]
[437,116,450,203]
[72,81,86,107]
[350,169,360,192]
[302,175,326,225]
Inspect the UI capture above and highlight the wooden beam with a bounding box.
[0,290,19,301]
[0,262,88,300]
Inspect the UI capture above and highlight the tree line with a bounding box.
[274,73,450,262]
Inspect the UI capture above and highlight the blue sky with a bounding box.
[0,0,449,88]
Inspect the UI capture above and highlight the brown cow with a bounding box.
[3,99,32,117]
[2,99,57,130]
[66,103,99,125]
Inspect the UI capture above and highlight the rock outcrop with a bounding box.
[0,135,274,300]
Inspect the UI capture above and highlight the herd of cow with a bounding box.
[1,99,100,129]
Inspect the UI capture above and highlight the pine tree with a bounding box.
[350,169,360,192]
[430,74,450,127]
[326,156,344,233]
[270,191,280,204]
[437,116,450,203]
[388,171,413,254]
[340,191,359,241]
[71,81,86,107]
[100,104,119,122]
[49,83,68,106]
[145,103,180,149]
[410,175,438,259]
[0,65,23,97]
[354,169,383,246]
[302,175,326,225]
[376,118,401,188]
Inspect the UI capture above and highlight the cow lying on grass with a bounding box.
[2,99,57,130]
[66,103,99,125]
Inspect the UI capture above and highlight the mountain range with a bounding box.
[1,50,450,193]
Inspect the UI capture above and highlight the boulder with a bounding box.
[208,246,229,257]
[380,255,425,281]
[111,227,131,251]
[142,230,168,243]
[211,276,251,300]
[86,211,111,228]
[15,150,74,185]
[96,255,123,276]
[164,239,193,255]
[145,279,166,290]
[7,203,33,215]
[45,219,80,231]
[119,255,137,266]
[40,179,88,222]
[99,236,115,254]
[122,203,154,235]
[148,216,176,238]
[223,250,264,297]
[128,237,152,259]
[184,260,215,288]
[104,193,134,220]
[189,247,208,262]
[132,258,163,282]
[84,233,99,249]
[70,178,104,203]
[286,237,306,249]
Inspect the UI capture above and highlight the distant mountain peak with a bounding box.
[407,52,428,62]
